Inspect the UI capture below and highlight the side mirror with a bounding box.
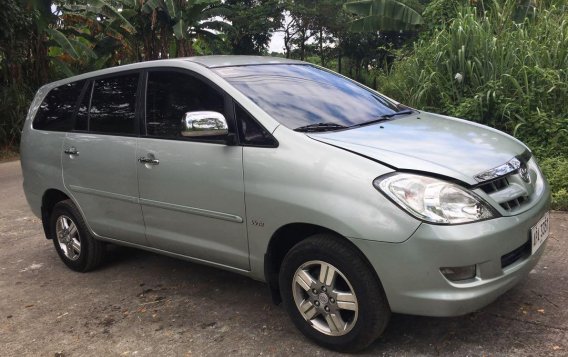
[181,111,229,138]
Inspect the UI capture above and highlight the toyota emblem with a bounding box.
[519,164,530,183]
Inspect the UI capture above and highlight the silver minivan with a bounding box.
[21,56,550,351]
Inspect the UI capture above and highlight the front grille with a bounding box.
[500,196,527,211]
[480,177,509,194]
[501,240,531,268]
[478,168,534,213]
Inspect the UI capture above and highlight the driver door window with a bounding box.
[145,71,225,139]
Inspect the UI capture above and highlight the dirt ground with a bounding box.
[0,159,567,356]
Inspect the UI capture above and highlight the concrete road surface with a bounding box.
[0,160,566,356]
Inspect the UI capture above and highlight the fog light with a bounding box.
[440,265,476,281]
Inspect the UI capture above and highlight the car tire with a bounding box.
[279,233,390,352]
[49,199,105,272]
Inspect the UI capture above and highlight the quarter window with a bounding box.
[89,73,139,135]
[235,103,276,147]
[33,80,85,131]
[145,71,225,138]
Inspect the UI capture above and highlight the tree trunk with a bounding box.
[284,35,291,59]
[175,39,193,57]
[31,30,49,85]
[300,29,306,61]
[177,39,185,57]
[187,39,194,57]
[319,27,324,66]
[160,25,169,59]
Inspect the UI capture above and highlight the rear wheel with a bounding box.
[279,234,390,352]
[49,199,104,272]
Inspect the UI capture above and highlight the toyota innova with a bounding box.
[20,56,550,351]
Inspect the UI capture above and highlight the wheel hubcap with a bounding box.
[292,260,358,336]
[55,215,81,261]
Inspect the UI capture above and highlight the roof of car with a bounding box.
[42,56,306,90]
[183,55,305,68]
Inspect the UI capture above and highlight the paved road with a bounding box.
[0,160,566,356]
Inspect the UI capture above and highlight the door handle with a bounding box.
[64,147,79,156]
[138,157,160,165]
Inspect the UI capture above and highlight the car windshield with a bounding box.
[214,64,404,130]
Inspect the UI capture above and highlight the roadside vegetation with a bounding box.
[0,0,566,208]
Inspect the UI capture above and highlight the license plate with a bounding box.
[531,211,550,254]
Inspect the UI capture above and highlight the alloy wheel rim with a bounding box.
[55,215,81,261]
[292,260,358,336]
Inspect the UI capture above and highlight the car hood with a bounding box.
[308,112,528,185]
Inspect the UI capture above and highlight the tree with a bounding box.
[343,0,423,32]
[283,0,320,60]
[225,0,283,55]
[0,0,32,84]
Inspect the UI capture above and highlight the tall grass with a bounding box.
[378,0,568,158]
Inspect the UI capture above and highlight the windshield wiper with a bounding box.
[351,110,415,128]
[294,122,348,132]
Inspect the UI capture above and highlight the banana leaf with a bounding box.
[344,0,423,32]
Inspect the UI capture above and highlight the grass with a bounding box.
[377,0,567,152]
[540,157,568,211]
[0,147,19,163]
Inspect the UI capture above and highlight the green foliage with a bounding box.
[0,0,32,45]
[377,0,568,159]
[344,0,424,32]
[539,157,568,211]
[225,0,283,55]
[0,0,37,82]
[421,0,466,31]
[0,84,33,149]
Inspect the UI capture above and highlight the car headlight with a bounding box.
[374,173,496,224]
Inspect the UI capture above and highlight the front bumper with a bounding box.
[349,188,551,317]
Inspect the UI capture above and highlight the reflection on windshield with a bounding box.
[215,65,401,130]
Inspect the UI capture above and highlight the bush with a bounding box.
[377,0,568,157]
[0,84,33,150]
[539,157,568,211]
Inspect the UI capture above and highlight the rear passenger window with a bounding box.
[145,71,225,138]
[33,81,85,131]
[89,73,139,135]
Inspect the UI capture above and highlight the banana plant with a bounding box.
[141,0,230,56]
[343,0,423,32]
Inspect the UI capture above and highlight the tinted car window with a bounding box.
[146,71,225,138]
[33,80,85,131]
[214,65,402,130]
[235,103,276,147]
[90,73,139,135]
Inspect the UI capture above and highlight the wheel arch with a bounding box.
[264,223,380,305]
[41,189,71,239]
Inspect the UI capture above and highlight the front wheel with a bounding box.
[279,234,390,352]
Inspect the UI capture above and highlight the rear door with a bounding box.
[62,72,147,245]
[137,69,249,270]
